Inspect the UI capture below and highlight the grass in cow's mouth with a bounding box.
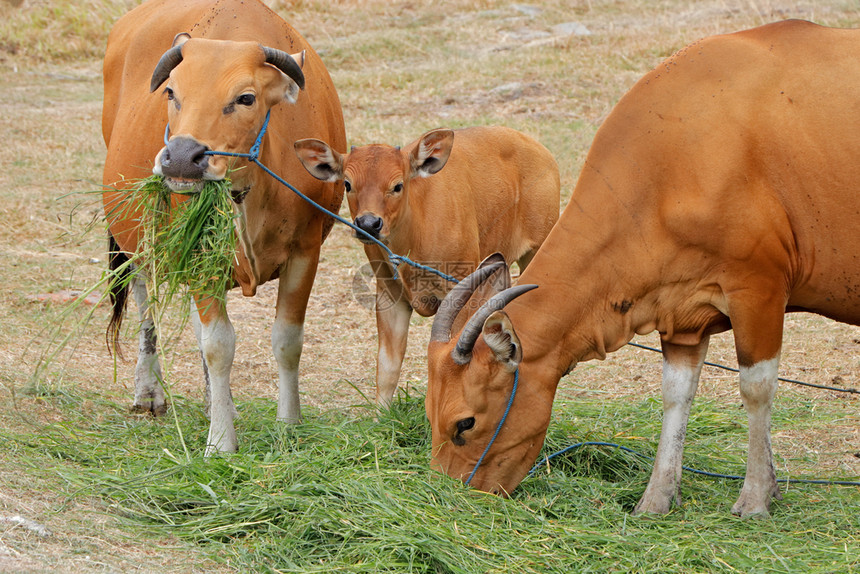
[112,174,238,312]
[31,176,239,386]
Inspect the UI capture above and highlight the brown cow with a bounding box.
[102,0,345,453]
[294,127,560,406]
[425,20,860,516]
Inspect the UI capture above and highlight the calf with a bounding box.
[295,126,559,406]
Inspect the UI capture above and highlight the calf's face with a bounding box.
[294,129,454,242]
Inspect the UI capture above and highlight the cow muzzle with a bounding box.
[353,213,386,243]
[154,136,221,192]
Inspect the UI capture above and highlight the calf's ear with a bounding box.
[294,139,344,182]
[482,311,522,372]
[409,128,454,179]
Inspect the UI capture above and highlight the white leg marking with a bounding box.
[131,277,165,415]
[190,299,232,418]
[273,255,313,423]
[634,341,708,515]
[375,297,412,409]
[273,320,304,423]
[732,356,781,517]
[198,311,237,455]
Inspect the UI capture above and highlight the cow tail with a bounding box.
[106,232,130,359]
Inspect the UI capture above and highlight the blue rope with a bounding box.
[164,112,459,284]
[465,368,520,486]
[626,342,858,395]
[528,441,860,486]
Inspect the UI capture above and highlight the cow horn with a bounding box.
[150,44,184,92]
[262,46,306,90]
[452,284,538,365]
[429,260,506,343]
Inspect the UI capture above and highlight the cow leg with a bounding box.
[375,278,412,408]
[195,297,237,455]
[633,337,709,515]
[729,295,785,517]
[130,275,166,416]
[272,250,319,423]
[190,299,236,419]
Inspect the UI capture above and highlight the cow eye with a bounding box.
[452,417,475,446]
[236,93,256,106]
[344,180,352,193]
[164,88,175,100]
[456,417,475,433]
[391,182,403,194]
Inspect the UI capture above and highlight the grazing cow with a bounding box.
[102,0,345,453]
[294,127,560,406]
[425,20,860,516]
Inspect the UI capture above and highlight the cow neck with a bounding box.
[228,118,273,295]
[505,173,666,388]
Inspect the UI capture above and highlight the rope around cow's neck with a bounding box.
[164,111,459,284]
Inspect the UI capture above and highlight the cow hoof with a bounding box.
[129,401,168,417]
[632,497,673,516]
[731,497,774,518]
[632,483,681,515]
[731,503,771,519]
[731,491,778,518]
[732,480,782,518]
[204,442,238,457]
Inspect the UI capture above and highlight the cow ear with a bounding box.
[482,311,522,371]
[294,138,344,182]
[282,50,305,103]
[290,50,306,69]
[172,33,191,47]
[408,128,454,179]
[264,49,305,104]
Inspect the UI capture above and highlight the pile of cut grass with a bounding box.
[7,388,858,573]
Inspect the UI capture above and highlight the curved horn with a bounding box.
[150,44,184,92]
[452,284,538,365]
[429,259,505,343]
[262,46,306,90]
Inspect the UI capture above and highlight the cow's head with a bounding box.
[150,34,305,193]
[294,129,454,243]
[425,256,547,496]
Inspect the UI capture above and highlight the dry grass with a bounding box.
[0,0,858,571]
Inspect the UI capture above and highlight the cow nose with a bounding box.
[160,137,209,180]
[354,214,384,238]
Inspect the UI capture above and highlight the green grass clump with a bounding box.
[116,174,238,309]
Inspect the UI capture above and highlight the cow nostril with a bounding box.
[192,148,208,169]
